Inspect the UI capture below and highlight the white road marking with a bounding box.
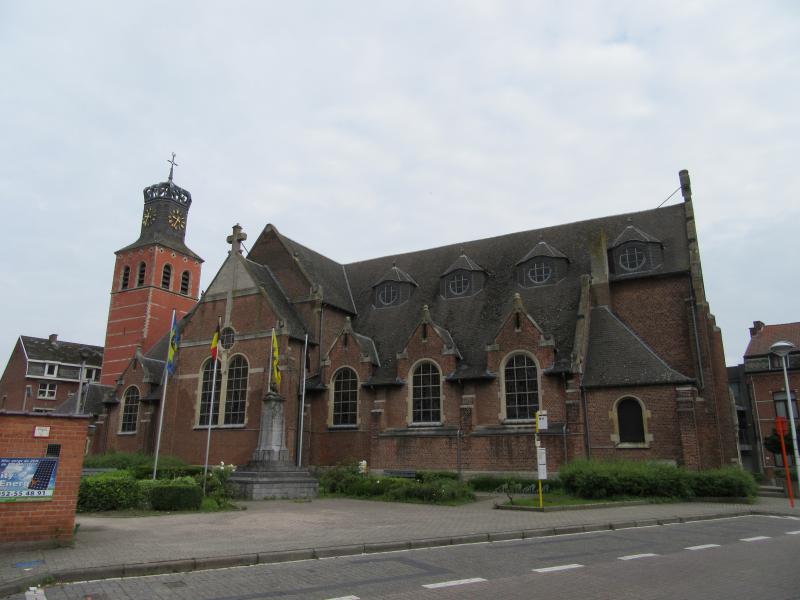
[422,578,487,589]
[325,596,359,600]
[786,530,800,535]
[618,553,659,560]
[533,564,584,573]
[685,544,720,551]
[740,536,771,542]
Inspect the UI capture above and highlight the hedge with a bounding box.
[78,471,140,512]
[150,482,203,511]
[559,459,757,499]
[467,475,542,492]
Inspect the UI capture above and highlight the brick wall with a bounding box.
[0,413,89,545]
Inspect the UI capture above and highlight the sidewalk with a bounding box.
[2,495,798,597]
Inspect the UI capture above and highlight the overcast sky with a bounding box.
[1,1,797,370]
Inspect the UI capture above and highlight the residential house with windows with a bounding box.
[730,321,800,480]
[96,169,738,476]
[0,334,103,413]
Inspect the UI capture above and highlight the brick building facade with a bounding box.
[0,413,90,544]
[0,335,102,414]
[99,169,738,476]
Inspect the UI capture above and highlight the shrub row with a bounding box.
[559,460,757,499]
[78,472,202,512]
[83,451,188,472]
[318,466,474,504]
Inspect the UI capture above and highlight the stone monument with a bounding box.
[229,390,318,499]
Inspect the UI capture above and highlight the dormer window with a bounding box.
[619,245,646,271]
[609,225,662,276]
[377,282,400,306]
[527,261,552,284]
[448,273,470,296]
[373,263,417,308]
[516,241,568,288]
[440,254,485,299]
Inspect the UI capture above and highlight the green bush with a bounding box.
[417,470,460,482]
[688,467,758,498]
[131,464,203,480]
[150,481,203,511]
[197,463,237,507]
[84,452,190,478]
[78,471,140,512]
[468,475,541,492]
[559,460,692,499]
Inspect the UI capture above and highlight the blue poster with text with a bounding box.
[0,458,59,502]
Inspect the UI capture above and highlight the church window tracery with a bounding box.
[447,273,470,296]
[527,262,552,284]
[223,355,248,425]
[411,361,441,424]
[502,353,539,421]
[161,264,172,289]
[377,282,400,306]
[120,386,140,433]
[198,359,222,426]
[619,245,646,272]
[331,367,358,427]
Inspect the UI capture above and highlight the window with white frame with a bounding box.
[527,262,552,284]
[120,387,140,433]
[45,363,58,377]
[503,353,539,420]
[412,362,441,424]
[223,355,248,425]
[198,358,222,426]
[38,382,57,399]
[332,368,358,426]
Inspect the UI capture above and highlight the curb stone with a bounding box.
[0,508,774,599]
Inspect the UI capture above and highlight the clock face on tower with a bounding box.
[142,208,156,227]
[168,209,186,230]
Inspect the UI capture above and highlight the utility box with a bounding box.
[0,412,90,545]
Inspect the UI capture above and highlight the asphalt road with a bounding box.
[26,515,800,600]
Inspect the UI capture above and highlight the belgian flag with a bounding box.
[210,319,221,361]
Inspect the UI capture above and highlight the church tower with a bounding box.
[100,157,203,386]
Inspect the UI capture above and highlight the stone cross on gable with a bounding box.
[227,223,247,254]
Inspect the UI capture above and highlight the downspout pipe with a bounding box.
[581,386,591,459]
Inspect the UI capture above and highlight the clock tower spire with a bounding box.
[99,158,204,386]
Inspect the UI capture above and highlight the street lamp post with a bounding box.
[771,340,800,481]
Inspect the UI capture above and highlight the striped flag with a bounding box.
[271,329,281,386]
[210,319,221,361]
[166,311,179,375]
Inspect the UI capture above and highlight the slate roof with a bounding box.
[744,322,800,357]
[516,240,568,264]
[582,307,692,388]
[610,225,661,247]
[117,231,203,262]
[54,383,113,415]
[441,254,485,276]
[342,203,689,383]
[373,264,418,286]
[20,336,103,366]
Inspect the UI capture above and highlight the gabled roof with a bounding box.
[373,264,418,287]
[610,224,661,247]
[441,254,485,276]
[240,258,311,341]
[745,322,800,357]
[582,307,692,388]
[516,240,568,265]
[327,318,380,367]
[54,382,113,415]
[250,225,356,314]
[20,336,103,366]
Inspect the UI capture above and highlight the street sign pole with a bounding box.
[535,410,548,508]
[776,416,795,508]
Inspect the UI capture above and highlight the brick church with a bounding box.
[90,168,738,476]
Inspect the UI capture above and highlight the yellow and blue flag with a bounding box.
[271,329,281,386]
[166,311,179,375]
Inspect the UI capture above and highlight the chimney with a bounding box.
[679,169,692,202]
[48,333,58,345]
[749,321,765,338]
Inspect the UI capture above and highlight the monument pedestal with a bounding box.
[229,391,318,500]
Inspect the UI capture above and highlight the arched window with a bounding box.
[411,362,441,424]
[198,359,222,426]
[137,262,147,287]
[120,387,140,433]
[161,264,172,289]
[223,355,248,425]
[332,368,358,426]
[180,270,191,295]
[619,245,646,272]
[617,397,645,443]
[121,266,131,290]
[503,353,539,420]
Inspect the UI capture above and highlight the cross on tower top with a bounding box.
[227,223,247,254]
[167,152,178,182]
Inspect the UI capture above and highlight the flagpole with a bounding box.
[203,318,221,495]
[153,309,176,480]
[297,333,309,467]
